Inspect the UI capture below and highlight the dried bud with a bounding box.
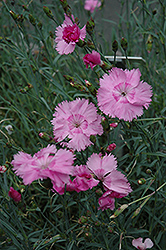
[86,17,95,35]
[112,40,118,53]
[121,37,128,51]
[43,6,54,19]
[101,117,110,132]
[132,207,141,219]
[29,14,36,26]
[17,14,24,22]
[146,34,153,53]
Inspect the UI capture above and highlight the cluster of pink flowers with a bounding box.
[84,0,101,13]
[132,238,154,249]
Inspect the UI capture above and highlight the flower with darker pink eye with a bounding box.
[51,98,103,151]
[97,67,152,121]
[55,14,86,55]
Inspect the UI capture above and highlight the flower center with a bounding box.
[121,91,126,96]
[62,24,80,44]
[67,114,88,132]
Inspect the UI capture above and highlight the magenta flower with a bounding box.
[98,192,115,211]
[51,98,103,151]
[11,145,74,187]
[132,238,154,250]
[87,153,132,195]
[8,187,21,202]
[55,14,86,55]
[84,0,101,13]
[83,50,101,70]
[97,67,153,121]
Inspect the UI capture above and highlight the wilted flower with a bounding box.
[8,187,21,202]
[5,125,13,135]
[84,0,101,13]
[51,98,103,151]
[83,50,101,70]
[55,14,86,54]
[11,145,74,187]
[97,67,152,121]
[132,238,154,250]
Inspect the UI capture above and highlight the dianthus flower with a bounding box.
[51,98,103,151]
[87,153,132,196]
[11,145,74,187]
[84,0,101,13]
[97,67,152,121]
[55,14,86,55]
[83,50,101,70]
[132,238,154,250]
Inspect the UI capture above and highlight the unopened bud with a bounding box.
[84,232,92,239]
[78,216,88,224]
[86,18,95,35]
[112,40,118,53]
[132,207,141,219]
[87,40,95,49]
[76,38,86,47]
[43,6,54,19]
[110,204,128,218]
[39,132,53,142]
[22,5,29,11]
[0,165,7,173]
[137,178,146,185]
[90,135,96,143]
[9,10,19,20]
[100,61,112,70]
[95,189,103,196]
[37,22,42,30]
[121,37,128,51]
[110,122,118,128]
[29,14,36,26]
[107,143,116,152]
[146,169,152,174]
[101,117,110,131]
[108,226,114,233]
[63,75,74,82]
[59,0,71,16]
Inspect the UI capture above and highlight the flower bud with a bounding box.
[112,40,118,53]
[8,187,21,202]
[90,135,96,143]
[137,178,146,185]
[39,132,53,142]
[22,5,29,11]
[121,37,128,51]
[0,165,7,173]
[107,143,116,152]
[59,0,71,16]
[76,38,86,47]
[78,216,88,224]
[43,6,54,19]
[110,204,128,218]
[110,122,118,128]
[146,169,152,174]
[87,40,95,49]
[9,10,19,20]
[86,17,95,35]
[5,125,13,135]
[63,75,74,82]
[29,14,36,26]
[132,207,141,219]
[100,61,112,71]
[37,22,42,30]
[101,117,110,132]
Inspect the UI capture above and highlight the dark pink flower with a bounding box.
[97,67,153,121]
[83,50,101,70]
[55,14,86,54]
[51,98,103,151]
[11,145,74,187]
[8,187,21,202]
[107,143,116,152]
[84,0,101,13]
[98,193,115,211]
[109,122,118,128]
[132,238,154,250]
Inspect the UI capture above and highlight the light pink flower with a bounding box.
[97,67,153,121]
[55,14,86,55]
[87,153,132,195]
[83,50,101,70]
[8,187,21,202]
[11,145,74,187]
[51,98,103,151]
[132,238,154,250]
[84,0,101,13]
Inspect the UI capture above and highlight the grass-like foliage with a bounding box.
[0,0,166,249]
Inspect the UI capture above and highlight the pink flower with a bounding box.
[8,187,21,202]
[84,0,101,13]
[132,238,154,250]
[97,67,153,121]
[11,145,74,187]
[83,50,101,70]
[87,153,132,195]
[51,98,103,151]
[107,143,116,152]
[55,14,86,54]
[98,193,115,211]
